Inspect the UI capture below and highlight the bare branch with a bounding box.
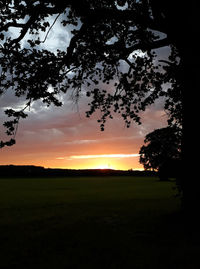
[41,13,61,43]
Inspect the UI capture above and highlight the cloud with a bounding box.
[39,14,72,52]
[63,139,99,145]
[69,153,140,159]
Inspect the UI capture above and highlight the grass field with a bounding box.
[0,176,199,269]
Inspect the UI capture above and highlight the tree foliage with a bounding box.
[0,0,185,147]
[139,126,181,172]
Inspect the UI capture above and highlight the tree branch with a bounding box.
[80,8,166,33]
[62,23,89,68]
[3,3,67,47]
[106,37,169,59]
[41,13,61,43]
[7,16,37,47]
[0,22,25,32]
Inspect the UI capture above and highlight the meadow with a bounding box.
[0,176,199,269]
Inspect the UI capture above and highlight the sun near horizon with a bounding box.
[46,153,144,170]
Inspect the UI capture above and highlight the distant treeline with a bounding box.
[0,165,157,178]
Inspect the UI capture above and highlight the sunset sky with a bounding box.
[0,92,167,170]
[0,14,168,170]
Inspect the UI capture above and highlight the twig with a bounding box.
[41,13,61,43]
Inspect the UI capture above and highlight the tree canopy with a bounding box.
[0,0,185,147]
[139,126,181,171]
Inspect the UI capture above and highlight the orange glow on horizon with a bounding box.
[92,164,113,170]
[1,150,143,170]
[51,153,143,171]
[55,157,143,171]
[1,149,144,170]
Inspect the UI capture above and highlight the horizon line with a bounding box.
[0,164,144,171]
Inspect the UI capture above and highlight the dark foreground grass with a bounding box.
[0,176,199,269]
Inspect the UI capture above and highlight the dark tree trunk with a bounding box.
[177,3,200,217]
[181,48,200,216]
[165,1,200,217]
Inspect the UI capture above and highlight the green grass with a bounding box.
[0,176,199,269]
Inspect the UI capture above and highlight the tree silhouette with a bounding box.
[0,0,183,144]
[139,127,181,180]
[0,1,198,212]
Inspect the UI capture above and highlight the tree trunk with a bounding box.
[181,50,200,216]
[177,2,200,218]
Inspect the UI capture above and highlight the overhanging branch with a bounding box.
[106,37,170,59]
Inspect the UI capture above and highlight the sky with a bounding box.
[0,13,168,170]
